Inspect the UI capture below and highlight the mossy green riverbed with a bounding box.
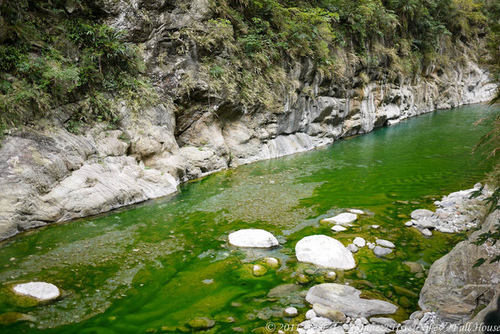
[0,105,499,333]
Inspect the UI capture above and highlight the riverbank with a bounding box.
[297,184,500,334]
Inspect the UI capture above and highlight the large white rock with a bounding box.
[295,235,356,269]
[306,283,398,318]
[13,282,60,301]
[228,229,279,248]
[323,213,358,225]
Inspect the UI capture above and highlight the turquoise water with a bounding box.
[0,104,498,333]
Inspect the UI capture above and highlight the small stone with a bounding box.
[332,226,347,232]
[349,209,365,215]
[373,246,393,257]
[370,317,397,329]
[376,240,395,248]
[403,262,424,273]
[323,213,358,225]
[284,307,299,317]
[411,209,434,220]
[421,229,432,237]
[326,271,337,281]
[371,225,380,229]
[404,221,413,227]
[296,273,311,284]
[353,237,366,248]
[313,303,347,322]
[347,244,359,253]
[253,264,267,277]
[264,257,280,268]
[367,242,375,250]
[187,317,216,330]
[306,309,317,319]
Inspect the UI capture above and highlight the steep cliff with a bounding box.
[0,0,497,240]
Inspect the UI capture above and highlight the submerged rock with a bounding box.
[13,282,60,301]
[295,235,356,269]
[228,229,279,248]
[306,283,398,318]
[347,244,359,253]
[0,312,36,325]
[322,213,358,225]
[410,209,434,220]
[252,264,267,277]
[373,246,393,257]
[187,317,216,330]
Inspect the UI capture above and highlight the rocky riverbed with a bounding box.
[297,184,500,334]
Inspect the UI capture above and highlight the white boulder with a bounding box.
[295,235,356,269]
[332,225,347,232]
[13,282,60,301]
[353,237,366,248]
[376,239,395,248]
[228,229,279,248]
[323,213,358,225]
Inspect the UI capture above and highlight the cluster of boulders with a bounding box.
[299,283,398,334]
[405,183,489,236]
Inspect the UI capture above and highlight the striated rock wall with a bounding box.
[0,0,497,240]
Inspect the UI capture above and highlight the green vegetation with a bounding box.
[170,0,492,111]
[0,0,497,133]
[0,0,153,135]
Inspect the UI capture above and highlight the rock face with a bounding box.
[306,283,398,318]
[295,235,356,269]
[0,0,496,241]
[228,229,279,248]
[13,282,60,301]
[418,210,500,325]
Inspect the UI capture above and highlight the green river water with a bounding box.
[0,104,499,333]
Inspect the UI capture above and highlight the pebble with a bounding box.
[421,229,432,237]
[332,225,347,232]
[284,307,298,317]
[353,237,366,248]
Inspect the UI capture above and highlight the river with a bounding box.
[0,104,498,333]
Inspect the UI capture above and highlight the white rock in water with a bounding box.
[13,282,60,301]
[306,283,398,318]
[421,229,432,237]
[347,244,359,253]
[373,246,393,257]
[376,239,395,248]
[405,221,413,227]
[296,235,356,269]
[353,237,366,248]
[323,213,358,225]
[305,309,317,319]
[332,225,347,232]
[411,209,434,220]
[228,229,279,248]
[284,307,299,317]
[349,209,365,215]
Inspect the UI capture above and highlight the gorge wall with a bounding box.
[0,0,497,240]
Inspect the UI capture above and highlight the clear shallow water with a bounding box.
[0,105,498,333]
